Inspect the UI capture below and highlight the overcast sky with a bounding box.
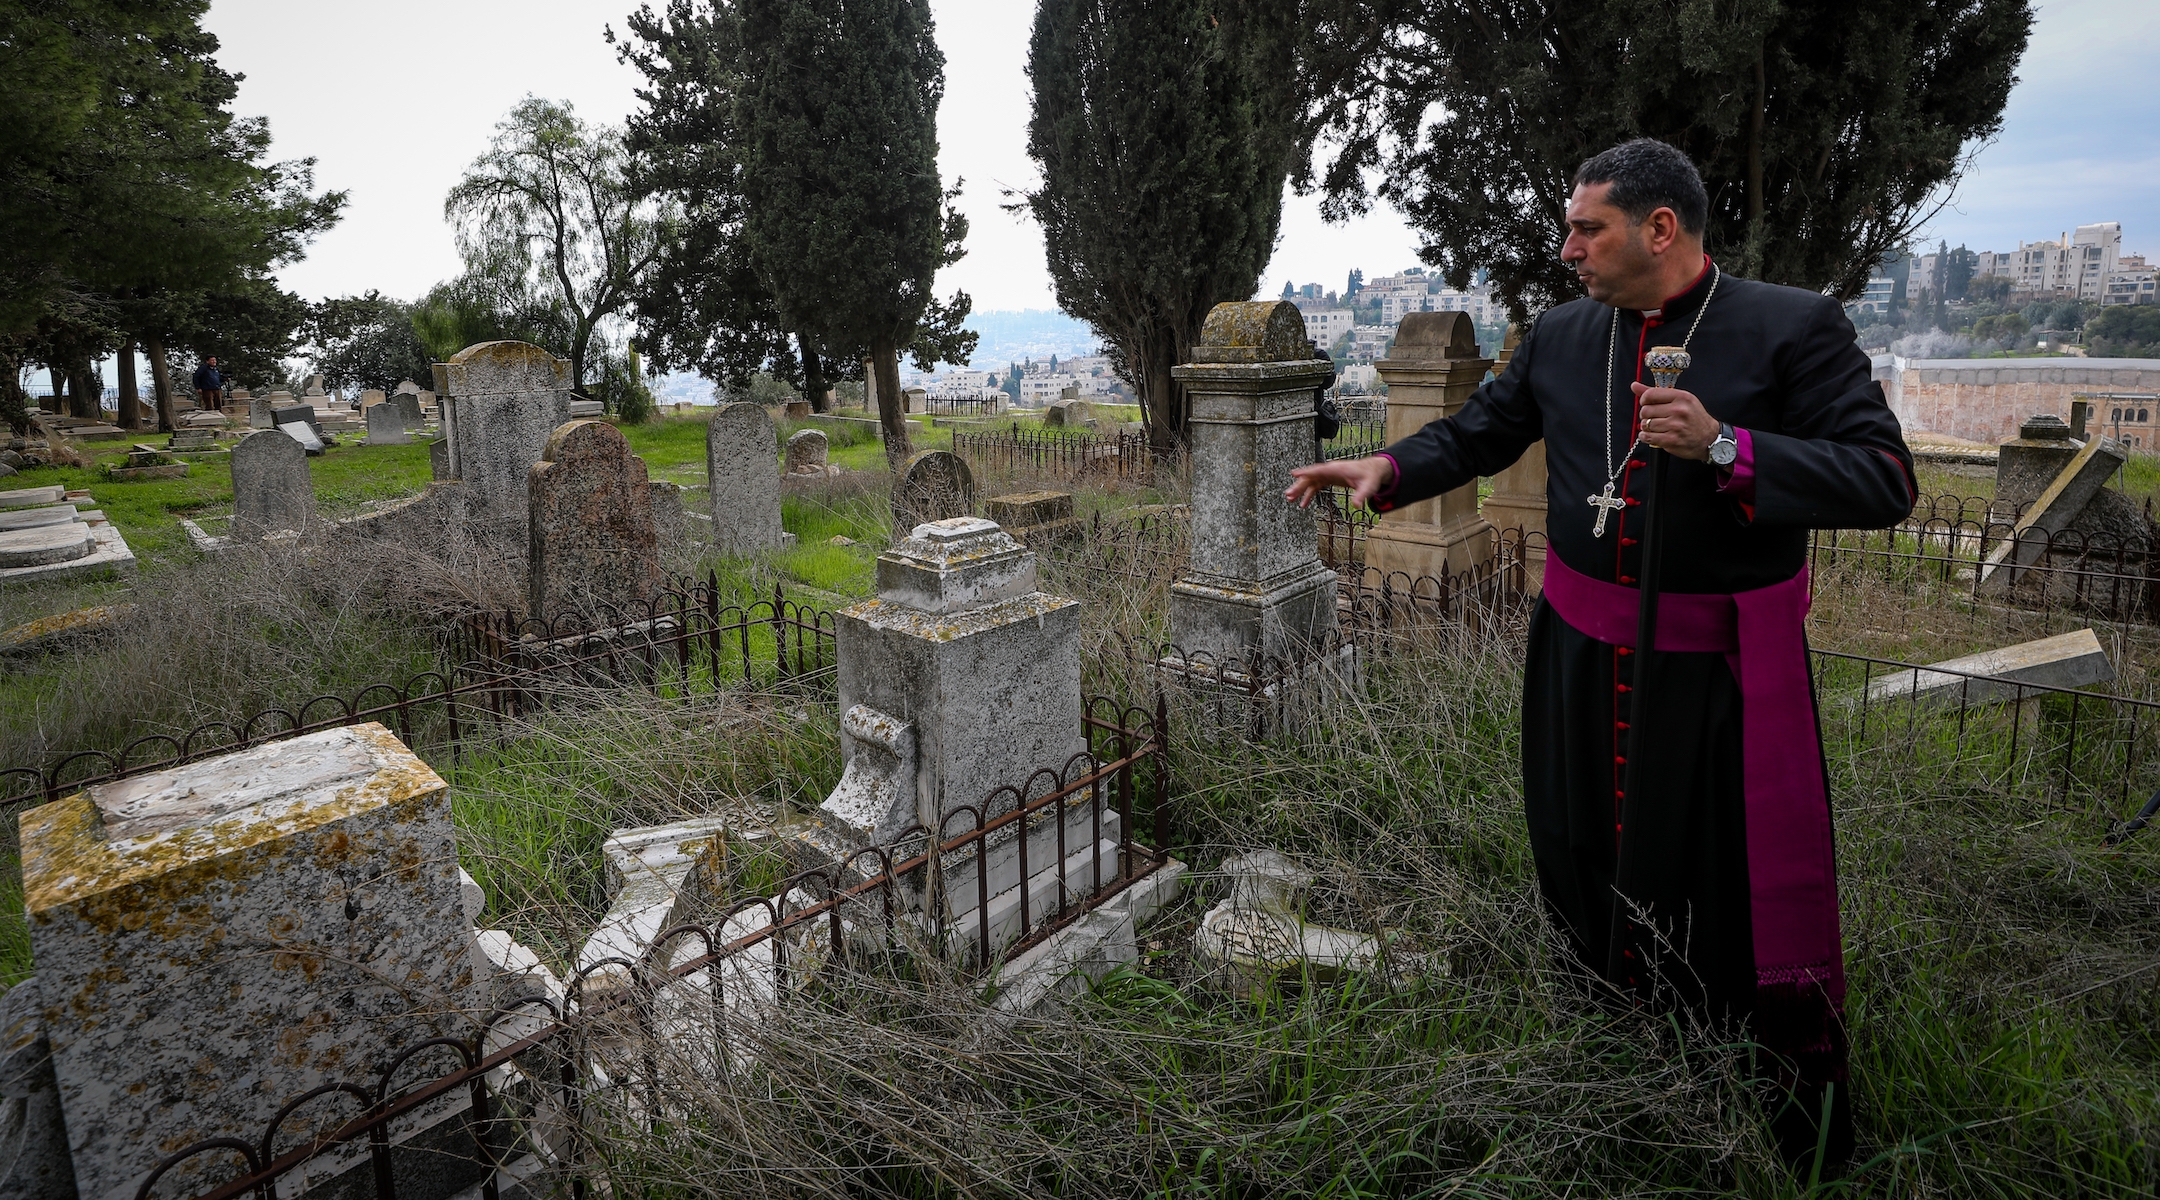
[205,0,2158,315]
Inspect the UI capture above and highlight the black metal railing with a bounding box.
[951,425,1152,480]
[134,697,1172,1200]
[2,577,837,814]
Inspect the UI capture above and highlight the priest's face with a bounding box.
[1562,183,1667,309]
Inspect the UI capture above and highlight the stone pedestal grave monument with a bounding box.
[815,517,1106,954]
[1368,311,1497,579]
[432,340,574,540]
[20,723,490,1200]
[1472,325,1545,565]
[1162,301,1350,710]
[231,428,317,538]
[706,402,793,553]
[528,419,662,618]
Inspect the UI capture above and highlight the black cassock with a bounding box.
[1376,260,1912,1165]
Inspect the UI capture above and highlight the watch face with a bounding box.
[1710,439,1738,466]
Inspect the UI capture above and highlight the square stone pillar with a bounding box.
[1472,324,1545,564]
[1369,311,1496,580]
[1165,301,1340,664]
[823,517,1083,843]
[22,724,487,1200]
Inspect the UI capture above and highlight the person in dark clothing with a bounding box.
[1286,139,1912,1176]
[191,357,225,410]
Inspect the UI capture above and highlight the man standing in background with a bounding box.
[191,356,225,411]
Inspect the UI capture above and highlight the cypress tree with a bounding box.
[1022,0,1299,452]
[738,0,972,459]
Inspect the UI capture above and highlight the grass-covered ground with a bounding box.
[3,409,2156,1195]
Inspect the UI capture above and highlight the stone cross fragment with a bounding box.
[890,449,975,535]
[366,397,412,444]
[231,427,317,537]
[431,341,574,532]
[706,402,790,553]
[1165,300,1340,663]
[1367,310,1496,578]
[528,419,662,618]
[21,723,489,1200]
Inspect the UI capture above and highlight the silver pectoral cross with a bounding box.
[1588,483,1627,537]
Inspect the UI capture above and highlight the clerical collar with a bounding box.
[1637,255,1716,319]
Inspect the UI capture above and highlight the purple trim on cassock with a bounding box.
[1542,553,1846,1002]
[1716,427,1755,504]
[1371,452,1403,511]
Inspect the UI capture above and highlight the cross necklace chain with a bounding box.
[1587,266,1722,538]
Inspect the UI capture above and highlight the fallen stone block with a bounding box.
[1863,628,2115,707]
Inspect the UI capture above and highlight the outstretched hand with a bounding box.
[1284,455,1395,510]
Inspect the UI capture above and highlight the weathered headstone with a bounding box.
[1164,301,1340,663]
[903,387,927,414]
[1979,434,2131,588]
[891,449,975,534]
[985,490,1080,550]
[366,398,412,445]
[1045,399,1091,428]
[232,428,316,536]
[1996,414,2080,507]
[392,392,426,427]
[359,388,388,410]
[706,402,790,553]
[1864,628,2115,708]
[394,379,423,397]
[528,419,662,618]
[1368,310,1496,578]
[783,399,811,419]
[22,724,488,1200]
[786,428,834,475]
[432,341,574,533]
[821,517,1094,948]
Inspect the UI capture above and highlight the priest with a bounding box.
[1286,138,1913,1172]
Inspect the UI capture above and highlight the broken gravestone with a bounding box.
[786,429,837,476]
[1980,432,2133,589]
[528,419,661,619]
[1994,413,2153,545]
[1864,627,2115,708]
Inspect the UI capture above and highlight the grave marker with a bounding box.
[1865,628,2115,707]
[528,419,661,617]
[1368,311,1496,577]
[706,402,789,553]
[890,449,975,534]
[432,341,574,530]
[232,428,317,537]
[786,428,834,475]
[367,398,412,444]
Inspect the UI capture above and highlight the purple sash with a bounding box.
[1543,553,1845,1001]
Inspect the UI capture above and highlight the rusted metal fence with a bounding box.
[951,425,1152,480]
[1,577,837,814]
[132,697,1172,1200]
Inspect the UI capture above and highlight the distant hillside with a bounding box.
[962,309,1102,369]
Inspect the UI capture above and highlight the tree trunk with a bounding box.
[0,351,30,436]
[799,334,831,414]
[117,341,142,430]
[145,334,177,433]
[1140,334,1185,460]
[68,360,98,420]
[45,366,62,413]
[869,333,912,464]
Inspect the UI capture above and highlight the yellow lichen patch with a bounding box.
[0,603,132,652]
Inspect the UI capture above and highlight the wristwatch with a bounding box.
[1707,422,1738,467]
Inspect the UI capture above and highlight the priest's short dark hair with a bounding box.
[1574,139,1708,236]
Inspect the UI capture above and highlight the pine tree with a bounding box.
[1300,0,2031,318]
[1023,0,1300,452]
[737,0,973,459]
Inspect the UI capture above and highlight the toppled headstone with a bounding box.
[706,402,791,553]
[1864,628,2116,707]
[575,817,731,995]
[232,428,316,538]
[1979,434,2130,588]
[1994,413,2153,545]
[367,398,412,444]
[527,419,661,618]
[22,724,489,1200]
[786,429,837,476]
[0,603,132,657]
[890,449,975,534]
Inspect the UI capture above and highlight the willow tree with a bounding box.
[1298,0,2032,317]
[737,0,972,458]
[1023,0,1299,453]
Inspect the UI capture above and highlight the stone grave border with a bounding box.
[127,696,1173,1200]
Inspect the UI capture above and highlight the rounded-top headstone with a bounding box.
[1392,310,1482,359]
[891,449,975,534]
[231,428,315,537]
[786,428,830,473]
[1190,300,1314,364]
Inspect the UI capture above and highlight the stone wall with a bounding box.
[1883,356,2160,445]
